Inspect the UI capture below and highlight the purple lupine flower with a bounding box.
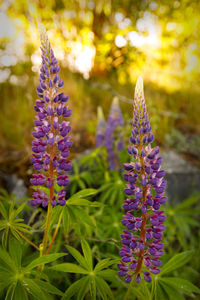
[30,28,72,207]
[118,76,167,283]
[105,97,124,170]
[96,106,107,147]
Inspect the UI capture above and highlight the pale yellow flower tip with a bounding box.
[134,76,144,102]
[97,106,105,121]
[111,96,119,109]
[38,22,47,40]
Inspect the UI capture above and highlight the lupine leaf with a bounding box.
[159,280,185,300]
[73,207,95,228]
[50,263,89,274]
[97,269,117,282]
[63,206,70,234]
[62,276,88,300]
[67,198,102,207]
[65,245,88,269]
[94,258,119,273]
[13,281,29,300]
[25,253,66,271]
[77,275,90,300]
[95,275,114,300]
[89,276,96,299]
[22,278,47,300]
[0,248,16,272]
[0,202,8,219]
[160,277,200,296]
[174,193,200,210]
[34,280,64,296]
[9,238,22,269]
[160,250,195,275]
[81,239,93,271]
[155,281,168,300]
[68,189,97,201]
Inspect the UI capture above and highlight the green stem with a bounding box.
[46,210,63,255]
[124,274,136,300]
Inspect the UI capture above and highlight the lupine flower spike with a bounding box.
[105,97,124,170]
[30,27,72,208]
[96,106,107,147]
[118,76,167,285]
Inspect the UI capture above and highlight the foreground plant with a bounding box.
[30,28,72,254]
[118,77,167,292]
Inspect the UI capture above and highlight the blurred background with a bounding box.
[0,0,200,190]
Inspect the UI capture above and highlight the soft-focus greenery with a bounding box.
[0,148,200,299]
[0,0,200,165]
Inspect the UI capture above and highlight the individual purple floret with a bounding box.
[118,76,167,284]
[96,106,107,147]
[105,97,124,170]
[30,28,72,207]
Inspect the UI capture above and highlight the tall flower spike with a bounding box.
[30,28,72,207]
[96,106,107,147]
[118,76,167,284]
[105,97,124,170]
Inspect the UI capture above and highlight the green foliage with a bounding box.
[0,191,32,248]
[164,193,200,249]
[0,239,64,300]
[51,239,117,300]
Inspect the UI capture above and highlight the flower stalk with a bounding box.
[118,76,167,287]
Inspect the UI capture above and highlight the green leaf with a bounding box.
[97,270,117,282]
[89,276,96,299]
[65,245,88,270]
[161,250,195,275]
[175,193,200,210]
[77,276,90,300]
[73,207,95,228]
[62,276,88,300]
[9,238,22,269]
[154,281,168,300]
[81,239,93,271]
[95,275,114,300]
[160,280,185,300]
[63,206,70,234]
[94,258,119,273]
[34,280,64,296]
[50,263,89,274]
[67,198,102,207]
[22,278,47,300]
[68,189,97,201]
[13,281,29,300]
[160,277,200,297]
[25,253,66,271]
[0,248,16,272]
[0,202,8,220]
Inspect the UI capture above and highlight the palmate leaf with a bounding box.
[68,188,98,201]
[160,277,200,297]
[67,198,102,207]
[95,275,114,300]
[22,278,47,300]
[94,258,119,273]
[154,281,168,300]
[159,280,185,300]
[12,281,29,300]
[34,279,64,296]
[66,244,88,269]
[81,239,93,271]
[50,263,89,274]
[24,253,66,271]
[61,276,89,300]
[160,250,195,275]
[77,275,90,300]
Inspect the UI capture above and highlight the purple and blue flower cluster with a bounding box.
[30,30,72,207]
[96,106,107,147]
[118,77,167,283]
[105,97,124,170]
